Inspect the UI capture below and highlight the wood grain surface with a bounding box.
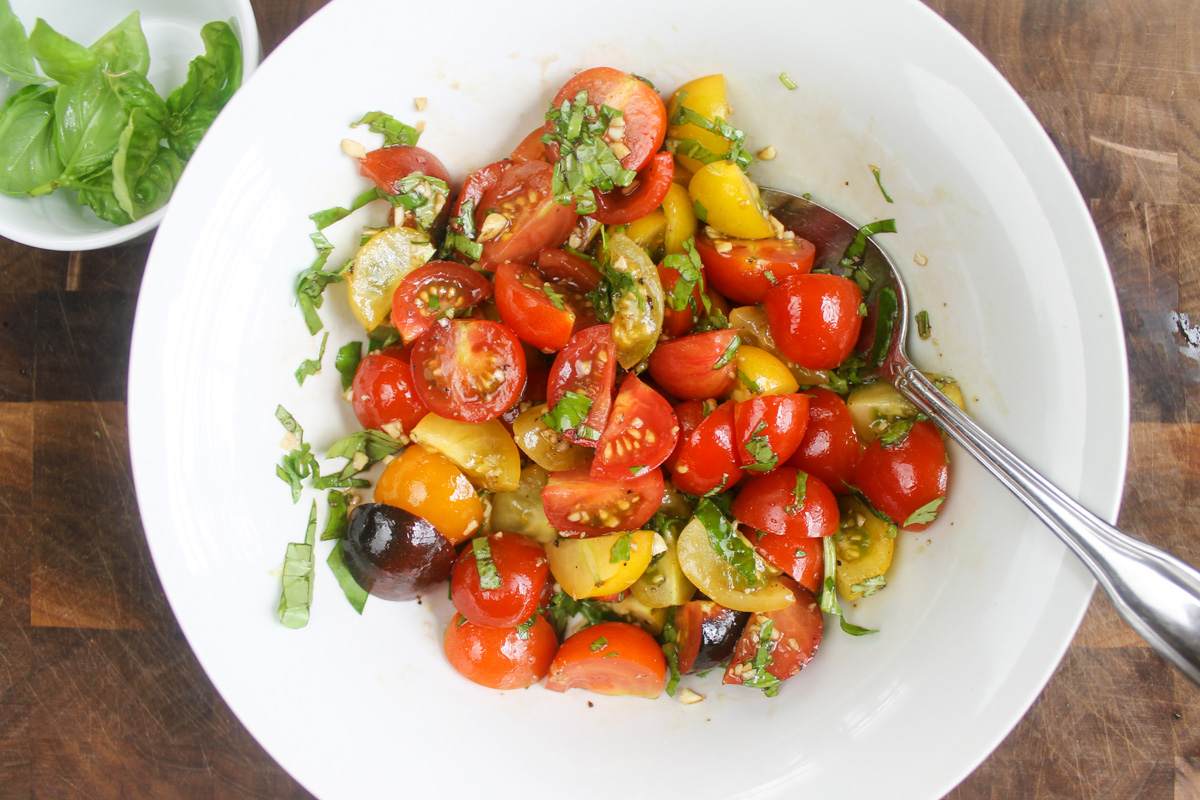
[1,0,1197,797]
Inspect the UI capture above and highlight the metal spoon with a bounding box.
[762,187,1200,687]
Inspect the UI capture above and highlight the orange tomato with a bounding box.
[375,445,484,544]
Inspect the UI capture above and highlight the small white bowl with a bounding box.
[0,0,260,251]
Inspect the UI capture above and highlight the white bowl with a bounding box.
[128,1,1129,798]
[0,0,260,251]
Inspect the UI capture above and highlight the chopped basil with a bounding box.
[839,218,897,271]
[308,185,380,230]
[443,197,483,261]
[693,199,708,223]
[738,618,783,694]
[712,334,740,369]
[471,537,502,590]
[327,539,368,614]
[661,606,681,696]
[840,618,879,636]
[660,237,707,313]
[276,406,316,503]
[609,532,632,564]
[784,471,809,515]
[867,286,899,367]
[779,72,798,90]
[632,73,657,90]
[703,473,729,497]
[321,489,352,541]
[589,636,609,652]
[426,293,440,311]
[904,497,944,527]
[366,326,401,353]
[858,302,868,317]
[794,548,807,558]
[629,465,647,476]
[737,369,762,394]
[335,341,362,391]
[667,92,753,172]
[385,173,450,232]
[277,501,317,628]
[295,231,342,335]
[351,110,420,147]
[543,90,635,214]
[542,391,593,436]
[547,590,616,638]
[819,536,879,636]
[695,499,763,588]
[741,420,778,472]
[878,418,914,448]
[870,165,894,203]
[326,429,403,476]
[516,613,538,640]
[311,473,370,491]
[587,254,641,324]
[294,331,328,387]
[577,424,602,442]
[763,269,778,285]
[542,282,567,310]
[916,309,932,340]
[850,575,887,597]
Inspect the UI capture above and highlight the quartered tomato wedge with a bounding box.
[723,581,823,690]
[646,329,740,400]
[763,273,864,370]
[787,387,862,494]
[545,325,618,447]
[494,261,577,353]
[410,319,527,423]
[591,373,679,481]
[746,524,825,595]
[541,465,664,537]
[666,400,741,496]
[695,231,816,304]
[732,394,810,472]
[359,144,451,194]
[546,621,668,698]
[350,353,429,433]
[590,152,674,225]
[391,261,494,344]
[546,67,668,173]
[731,467,839,540]
[852,420,948,531]
[475,160,577,269]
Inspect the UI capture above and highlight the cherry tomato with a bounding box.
[451,532,550,628]
[732,394,810,471]
[350,353,429,433]
[546,621,668,698]
[665,400,741,496]
[674,600,750,674]
[590,152,674,225]
[545,325,618,447]
[376,445,484,545]
[493,261,577,353]
[391,261,494,344]
[444,613,557,690]
[723,582,823,690]
[787,388,861,494]
[536,249,602,293]
[746,524,824,595]
[510,127,549,163]
[763,274,864,370]
[731,467,839,540]
[359,145,451,194]
[695,232,815,304]
[476,160,577,269]
[656,265,731,339]
[591,373,679,481]
[546,67,667,173]
[852,420,948,531]
[410,319,527,423]
[645,329,739,401]
[541,465,664,537]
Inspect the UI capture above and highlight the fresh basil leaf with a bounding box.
[609,532,632,564]
[163,21,242,161]
[294,331,329,387]
[326,429,403,476]
[28,17,96,85]
[0,84,61,196]
[904,497,944,527]
[741,420,777,472]
[850,575,887,597]
[870,165,894,203]
[335,341,362,391]
[87,11,150,76]
[877,417,914,448]
[327,539,368,614]
[542,391,593,435]
[321,490,352,541]
[839,617,879,636]
[111,107,169,219]
[352,110,420,147]
[72,165,130,224]
[695,499,763,588]
[277,502,317,628]
[0,0,41,84]
[471,537,502,590]
[53,65,128,176]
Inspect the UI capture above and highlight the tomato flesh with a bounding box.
[542,465,664,537]
[852,420,948,531]
[696,232,815,304]
[545,325,618,447]
[391,261,494,344]
[787,388,862,494]
[731,467,839,540]
[444,613,557,690]
[763,274,864,370]
[451,532,550,628]
[646,329,739,401]
[591,373,679,481]
[476,160,577,269]
[748,525,825,595]
[546,621,668,698]
[723,582,823,690]
[359,145,451,194]
[494,261,577,353]
[410,319,527,423]
[590,152,674,225]
[666,400,741,496]
[546,67,667,174]
[350,353,429,433]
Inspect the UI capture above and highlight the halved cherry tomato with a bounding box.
[510,127,549,163]
[645,329,740,401]
[391,261,494,344]
[763,274,864,370]
[787,388,861,494]
[674,600,750,674]
[746,524,824,595]
[666,400,741,496]
[350,353,429,433]
[493,261,577,353]
[732,394,810,472]
[590,152,674,225]
[410,319,527,423]
[731,467,839,540]
[545,68,667,173]
[723,581,823,690]
[546,621,668,698]
[375,445,484,544]
[451,532,550,628]
[359,145,451,194]
[541,465,664,537]
[536,249,602,293]
[695,232,816,305]
[451,159,510,249]
[656,264,731,339]
[545,325,618,447]
[591,373,679,481]
[444,613,557,690]
[476,160,577,269]
[852,420,948,531]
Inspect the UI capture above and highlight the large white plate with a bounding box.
[128,1,1129,798]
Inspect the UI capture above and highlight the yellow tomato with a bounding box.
[675,517,794,612]
[511,403,591,472]
[608,231,664,369]
[835,497,896,600]
[846,377,965,444]
[345,225,435,331]
[546,530,655,600]
[408,413,520,492]
[729,305,833,387]
[489,465,558,545]
[625,209,667,258]
[374,445,483,545]
[667,74,734,174]
[661,182,697,255]
[729,345,799,402]
[688,160,774,239]
[630,522,696,608]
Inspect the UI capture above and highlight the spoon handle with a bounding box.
[892,364,1200,687]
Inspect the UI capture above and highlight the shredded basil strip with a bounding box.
[326,429,403,478]
[295,230,342,335]
[850,575,887,597]
[308,185,380,230]
[839,218,898,270]
[542,391,593,435]
[819,536,879,636]
[276,406,316,503]
[351,110,420,147]
[712,334,740,369]
[695,499,763,588]
[471,537,502,590]
[321,489,352,541]
[667,92,753,172]
[904,497,944,527]
[870,165,894,203]
[277,501,317,628]
[739,618,782,694]
[660,237,707,313]
[866,286,898,367]
[609,532,632,564]
[741,420,778,472]
[335,341,362,391]
[543,89,635,214]
[327,539,368,614]
[294,331,328,386]
[784,470,809,514]
[661,606,681,696]
[915,309,932,340]
[589,636,609,652]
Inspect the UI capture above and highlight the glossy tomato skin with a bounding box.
[763,274,864,370]
[476,160,577,269]
[590,152,674,225]
[444,613,557,690]
[359,145,451,194]
[696,233,816,305]
[723,581,823,689]
[546,67,667,173]
[537,249,602,293]
[510,127,549,163]
[732,394,810,471]
[731,467,839,540]
[646,329,739,401]
[391,261,494,344]
[410,319,527,423]
[351,353,429,433]
[666,400,741,496]
[546,325,618,447]
[656,266,731,339]
[494,261,576,353]
[787,388,861,494]
[451,532,550,628]
[591,373,679,481]
[748,525,824,595]
[853,420,948,531]
[674,600,750,674]
[542,465,664,538]
[546,621,668,698]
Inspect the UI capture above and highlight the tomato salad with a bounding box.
[278,69,963,700]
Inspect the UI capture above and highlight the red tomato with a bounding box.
[746,525,824,595]
[733,394,810,471]
[451,532,550,628]
[852,420,948,531]
[546,621,668,698]
[545,325,618,447]
[443,613,557,690]
[763,274,864,370]
[666,400,741,496]
[731,467,839,540]
[493,261,577,353]
[545,67,667,173]
[657,265,731,339]
[674,600,750,674]
[723,582,823,690]
[695,232,816,304]
[359,145,451,194]
[591,373,679,481]
[350,353,429,433]
[410,319,527,423]
[645,329,740,401]
[498,348,552,433]
[476,160,577,269]
[390,261,494,344]
[541,465,664,537]
[590,152,674,225]
[536,249,602,292]
[787,388,862,494]
[510,127,549,163]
